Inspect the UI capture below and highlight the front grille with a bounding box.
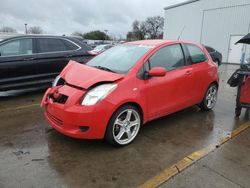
[53,94,68,104]
[48,93,68,104]
[47,111,63,127]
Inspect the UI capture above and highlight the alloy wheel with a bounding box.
[112,109,140,145]
[206,85,218,109]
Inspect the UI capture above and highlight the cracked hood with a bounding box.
[60,60,123,89]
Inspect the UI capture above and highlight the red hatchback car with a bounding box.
[41,40,219,146]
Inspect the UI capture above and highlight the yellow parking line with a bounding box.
[219,136,231,145]
[140,122,250,188]
[187,144,216,161]
[175,157,193,172]
[231,123,250,138]
[0,103,40,113]
[141,165,178,188]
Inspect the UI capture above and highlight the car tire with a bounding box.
[235,107,242,117]
[200,84,218,111]
[105,105,142,146]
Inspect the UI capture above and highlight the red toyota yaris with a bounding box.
[41,40,219,146]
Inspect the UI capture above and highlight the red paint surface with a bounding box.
[41,40,219,139]
[240,76,250,104]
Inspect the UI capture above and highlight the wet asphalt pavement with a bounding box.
[160,128,250,188]
[0,64,249,188]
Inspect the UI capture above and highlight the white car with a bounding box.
[88,44,113,55]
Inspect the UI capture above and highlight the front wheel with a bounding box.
[105,105,141,146]
[200,84,218,111]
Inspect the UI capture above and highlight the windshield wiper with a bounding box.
[93,66,116,73]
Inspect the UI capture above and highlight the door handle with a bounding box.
[23,57,35,61]
[64,54,73,58]
[185,70,192,76]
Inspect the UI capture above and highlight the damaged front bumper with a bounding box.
[41,85,114,139]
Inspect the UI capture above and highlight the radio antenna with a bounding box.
[177,26,186,40]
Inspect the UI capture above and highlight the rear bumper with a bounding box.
[42,86,115,139]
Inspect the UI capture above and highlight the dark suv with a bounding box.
[205,46,222,66]
[0,35,93,95]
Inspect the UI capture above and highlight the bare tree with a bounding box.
[28,26,43,34]
[127,20,147,41]
[126,16,164,41]
[145,16,164,39]
[126,32,136,41]
[132,20,147,40]
[0,26,17,33]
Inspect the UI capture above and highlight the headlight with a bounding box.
[52,75,64,87]
[81,83,117,106]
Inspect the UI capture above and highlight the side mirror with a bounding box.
[148,67,167,77]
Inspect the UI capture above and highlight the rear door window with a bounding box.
[0,38,33,56]
[37,38,78,53]
[186,44,207,64]
[149,44,185,71]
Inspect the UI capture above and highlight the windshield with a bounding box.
[87,44,152,74]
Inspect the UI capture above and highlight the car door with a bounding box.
[142,44,197,119]
[0,37,36,91]
[184,43,210,103]
[34,37,77,80]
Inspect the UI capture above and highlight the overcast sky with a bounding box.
[0,0,185,38]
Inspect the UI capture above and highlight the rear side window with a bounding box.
[63,40,79,50]
[149,44,185,71]
[0,38,33,56]
[37,38,78,53]
[186,44,207,64]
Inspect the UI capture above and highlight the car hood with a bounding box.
[60,60,124,89]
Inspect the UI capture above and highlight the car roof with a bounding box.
[0,34,92,51]
[127,40,172,46]
[0,35,80,43]
[126,39,203,48]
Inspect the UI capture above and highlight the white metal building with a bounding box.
[164,0,250,63]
